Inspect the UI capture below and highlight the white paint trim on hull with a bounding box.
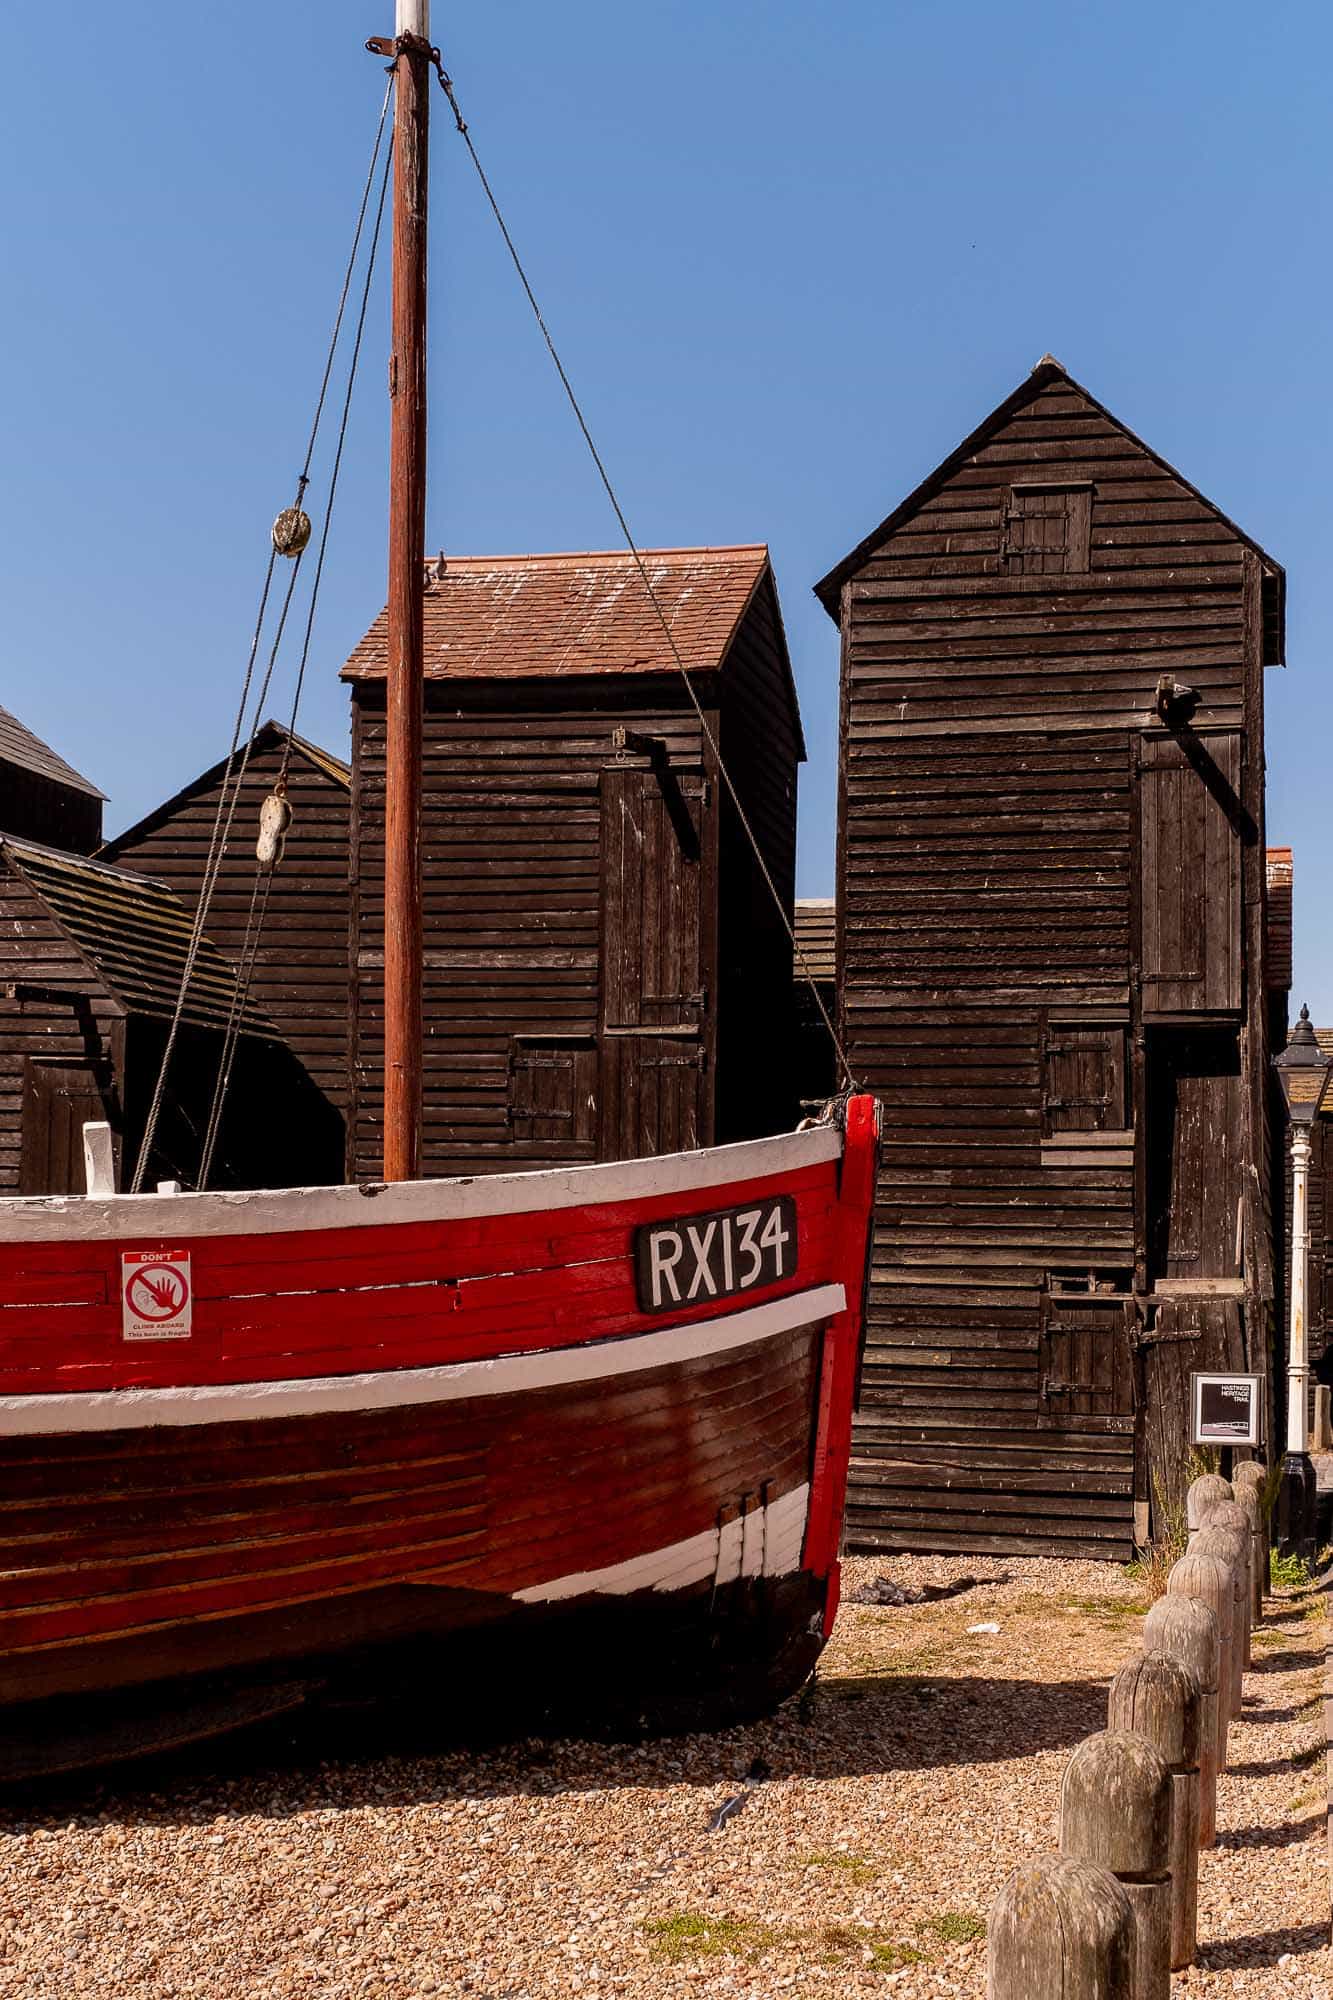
[0,1283,845,1437]
[513,1482,812,1604]
[0,1124,842,1244]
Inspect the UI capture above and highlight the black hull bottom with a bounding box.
[0,1569,829,1788]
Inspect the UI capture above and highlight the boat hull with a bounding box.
[0,1101,878,1773]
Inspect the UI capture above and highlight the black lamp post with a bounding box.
[1272,1004,1330,1558]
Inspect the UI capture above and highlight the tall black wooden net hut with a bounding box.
[817,357,1285,1556]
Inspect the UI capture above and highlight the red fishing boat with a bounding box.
[0,6,877,1778]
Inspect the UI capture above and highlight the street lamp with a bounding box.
[1272,1003,1331,1558]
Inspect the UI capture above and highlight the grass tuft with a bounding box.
[1270,1550,1316,1591]
[643,1912,777,1961]
[818,1924,922,1969]
[645,1911,924,1970]
[803,1849,878,1884]
[922,1910,987,1945]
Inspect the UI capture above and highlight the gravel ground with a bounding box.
[0,1552,1325,1998]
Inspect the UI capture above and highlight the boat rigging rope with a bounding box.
[197,128,395,1190]
[428,53,860,1092]
[131,74,397,1193]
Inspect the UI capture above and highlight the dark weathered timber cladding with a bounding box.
[351,681,713,1178]
[0,761,102,855]
[827,363,1281,1558]
[349,559,800,1182]
[104,733,352,1118]
[0,868,121,1193]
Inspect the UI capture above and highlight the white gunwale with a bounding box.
[0,1124,843,1245]
[0,1282,846,1436]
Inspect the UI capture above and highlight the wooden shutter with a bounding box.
[1003,483,1092,575]
[1042,1026,1128,1135]
[1039,1295,1137,1432]
[598,765,707,1162]
[1139,735,1242,1014]
[508,1035,597,1152]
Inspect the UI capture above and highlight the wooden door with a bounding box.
[1145,1028,1243,1284]
[598,765,707,1161]
[20,1061,109,1195]
[1139,734,1242,1014]
[1039,1295,1137,1432]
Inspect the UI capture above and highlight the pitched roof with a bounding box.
[0,836,276,1038]
[101,720,348,861]
[794,898,836,983]
[813,357,1286,653]
[0,704,104,799]
[1266,847,1293,994]
[340,546,774,684]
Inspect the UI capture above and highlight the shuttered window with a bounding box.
[1003,482,1092,575]
[1042,1025,1128,1136]
[508,1035,597,1150]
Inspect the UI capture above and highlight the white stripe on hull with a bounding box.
[513,1482,812,1605]
[0,1283,844,1437]
[0,1124,842,1243]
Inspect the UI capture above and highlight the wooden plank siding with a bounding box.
[821,360,1283,1557]
[0,870,122,1193]
[103,728,351,1165]
[348,554,801,1182]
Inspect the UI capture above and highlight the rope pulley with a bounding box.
[256,786,293,873]
[272,507,312,558]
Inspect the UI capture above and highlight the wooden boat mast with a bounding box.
[383,0,431,1182]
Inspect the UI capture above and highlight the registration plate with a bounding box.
[635,1195,797,1312]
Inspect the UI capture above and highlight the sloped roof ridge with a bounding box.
[340,542,783,697]
[813,358,1284,615]
[431,543,768,568]
[0,703,105,800]
[1,834,274,1037]
[101,719,349,860]
[1,831,168,889]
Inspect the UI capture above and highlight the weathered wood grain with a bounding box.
[1061,1730,1173,2000]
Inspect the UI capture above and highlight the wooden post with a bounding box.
[1197,1499,1255,1664]
[1060,1731,1173,2000]
[382,0,431,1184]
[1186,1472,1233,1531]
[1168,1550,1234,1773]
[1230,1476,1265,1624]
[1144,1593,1221,1848]
[1233,1460,1269,1615]
[1190,1524,1248,1715]
[988,1854,1134,1999]
[1108,1654,1202,1968]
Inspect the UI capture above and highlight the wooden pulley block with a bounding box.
[256,789,293,872]
[272,507,312,558]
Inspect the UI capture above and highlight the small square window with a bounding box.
[1003,482,1092,575]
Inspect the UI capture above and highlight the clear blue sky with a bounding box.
[2,3,1328,1006]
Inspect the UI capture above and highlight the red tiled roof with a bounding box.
[1266,847,1293,993]
[340,546,770,682]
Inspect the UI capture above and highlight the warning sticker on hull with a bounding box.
[122,1250,193,1339]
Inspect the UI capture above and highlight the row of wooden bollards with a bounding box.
[988,1465,1268,1997]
